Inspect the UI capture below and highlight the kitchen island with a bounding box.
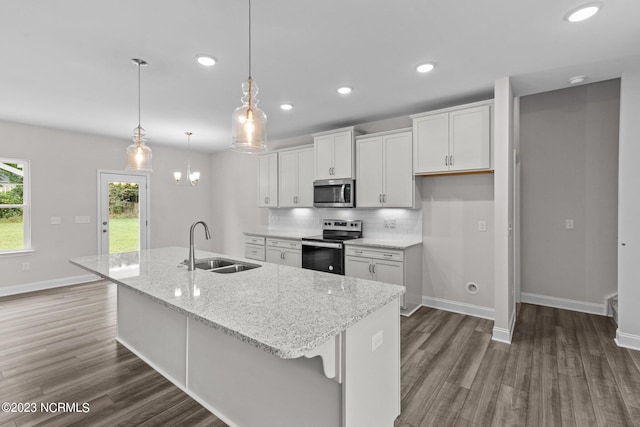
[70,247,404,427]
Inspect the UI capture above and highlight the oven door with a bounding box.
[301,240,344,275]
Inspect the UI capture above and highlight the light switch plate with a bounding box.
[565,219,574,230]
[478,220,487,232]
[75,216,90,224]
[50,216,61,225]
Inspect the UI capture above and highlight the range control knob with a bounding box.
[328,265,334,271]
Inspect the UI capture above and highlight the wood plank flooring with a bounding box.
[1,281,639,426]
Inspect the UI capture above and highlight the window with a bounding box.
[0,158,31,253]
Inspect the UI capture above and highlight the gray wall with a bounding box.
[519,79,620,304]
[0,120,213,291]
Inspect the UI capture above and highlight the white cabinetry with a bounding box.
[278,146,314,208]
[257,153,278,207]
[412,101,492,174]
[313,127,358,180]
[356,129,415,208]
[345,244,422,311]
[245,235,266,261]
[265,238,301,268]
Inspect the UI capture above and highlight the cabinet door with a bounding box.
[373,260,404,286]
[257,154,277,207]
[314,135,334,180]
[282,249,301,268]
[296,148,314,207]
[449,105,490,171]
[278,150,298,208]
[345,256,373,280]
[245,244,265,261]
[413,113,449,173]
[265,247,283,264]
[331,131,353,179]
[356,136,383,207]
[383,132,414,207]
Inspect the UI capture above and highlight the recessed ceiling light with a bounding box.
[568,75,587,85]
[196,55,217,66]
[337,86,352,95]
[565,3,601,22]
[416,63,435,73]
[280,103,294,111]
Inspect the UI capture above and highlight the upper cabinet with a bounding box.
[411,101,492,175]
[313,127,358,180]
[257,153,278,207]
[278,147,314,208]
[356,129,415,208]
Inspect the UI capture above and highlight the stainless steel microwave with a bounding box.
[313,179,355,208]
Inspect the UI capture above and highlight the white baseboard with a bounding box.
[0,274,99,297]
[421,296,494,320]
[615,329,640,352]
[492,309,516,344]
[521,292,607,316]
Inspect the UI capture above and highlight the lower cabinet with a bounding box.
[345,245,422,311]
[245,236,266,261]
[265,238,301,268]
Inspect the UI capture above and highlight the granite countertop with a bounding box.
[70,247,403,359]
[244,230,312,240]
[344,238,423,250]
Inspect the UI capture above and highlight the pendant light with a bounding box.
[173,132,200,186]
[126,58,153,171]
[230,0,267,153]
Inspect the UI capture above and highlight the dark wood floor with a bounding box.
[1,281,639,426]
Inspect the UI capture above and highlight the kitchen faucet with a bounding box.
[188,220,211,271]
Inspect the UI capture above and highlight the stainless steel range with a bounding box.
[301,219,362,275]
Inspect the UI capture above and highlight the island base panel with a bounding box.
[188,317,342,427]
[117,285,187,387]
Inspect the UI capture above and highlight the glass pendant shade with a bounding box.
[126,125,153,171]
[231,78,267,153]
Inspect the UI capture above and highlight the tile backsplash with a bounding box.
[268,208,422,239]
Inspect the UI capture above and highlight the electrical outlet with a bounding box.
[388,218,396,228]
[22,262,30,271]
[371,330,383,352]
[565,219,574,230]
[478,220,487,232]
[50,216,61,225]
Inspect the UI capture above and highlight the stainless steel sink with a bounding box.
[189,257,261,274]
[195,258,235,270]
[212,264,260,274]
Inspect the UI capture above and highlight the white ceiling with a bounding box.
[1,0,639,152]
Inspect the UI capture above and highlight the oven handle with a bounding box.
[302,241,343,249]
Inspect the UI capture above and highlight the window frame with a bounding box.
[0,157,32,255]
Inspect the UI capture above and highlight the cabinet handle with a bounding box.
[383,194,386,203]
[379,194,382,203]
[383,253,393,257]
[372,264,376,274]
[368,264,372,273]
[449,155,453,166]
[355,250,362,254]
[445,155,448,166]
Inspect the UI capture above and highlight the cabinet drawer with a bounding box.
[345,247,404,262]
[245,244,265,261]
[266,238,301,250]
[245,236,265,246]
